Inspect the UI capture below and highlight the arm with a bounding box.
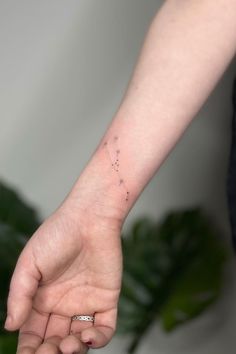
[6,1,236,353]
[68,0,236,223]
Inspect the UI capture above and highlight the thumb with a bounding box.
[5,247,41,331]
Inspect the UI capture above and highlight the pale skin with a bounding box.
[5,0,236,353]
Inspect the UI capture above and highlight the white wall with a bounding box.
[0,1,236,353]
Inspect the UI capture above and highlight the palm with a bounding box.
[7,207,123,353]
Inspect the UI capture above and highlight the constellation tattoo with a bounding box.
[103,136,130,202]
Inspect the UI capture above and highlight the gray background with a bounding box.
[0,1,236,353]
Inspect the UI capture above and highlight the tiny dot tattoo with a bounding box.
[103,136,130,202]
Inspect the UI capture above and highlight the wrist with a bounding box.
[63,143,131,231]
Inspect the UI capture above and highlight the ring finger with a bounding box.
[59,314,94,353]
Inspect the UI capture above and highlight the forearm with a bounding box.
[67,0,236,225]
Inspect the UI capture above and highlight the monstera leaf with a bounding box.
[118,209,228,353]
[0,181,40,350]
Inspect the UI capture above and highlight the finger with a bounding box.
[80,309,117,349]
[59,334,88,354]
[44,314,71,339]
[17,308,49,353]
[70,315,94,335]
[17,334,42,354]
[5,247,41,331]
[59,317,92,354]
[35,336,61,354]
[80,327,113,349]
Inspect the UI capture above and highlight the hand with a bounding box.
[5,201,123,353]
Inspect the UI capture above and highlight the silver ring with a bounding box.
[71,315,95,323]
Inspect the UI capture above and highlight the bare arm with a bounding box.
[68,0,236,224]
[6,1,236,353]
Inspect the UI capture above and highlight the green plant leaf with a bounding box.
[160,229,227,331]
[0,334,18,354]
[0,181,40,236]
[0,181,41,334]
[118,208,229,354]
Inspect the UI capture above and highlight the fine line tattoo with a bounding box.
[103,136,130,201]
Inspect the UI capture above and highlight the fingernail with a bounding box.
[86,341,93,346]
[4,315,13,329]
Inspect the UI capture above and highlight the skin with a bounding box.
[11,204,122,353]
[5,0,236,353]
